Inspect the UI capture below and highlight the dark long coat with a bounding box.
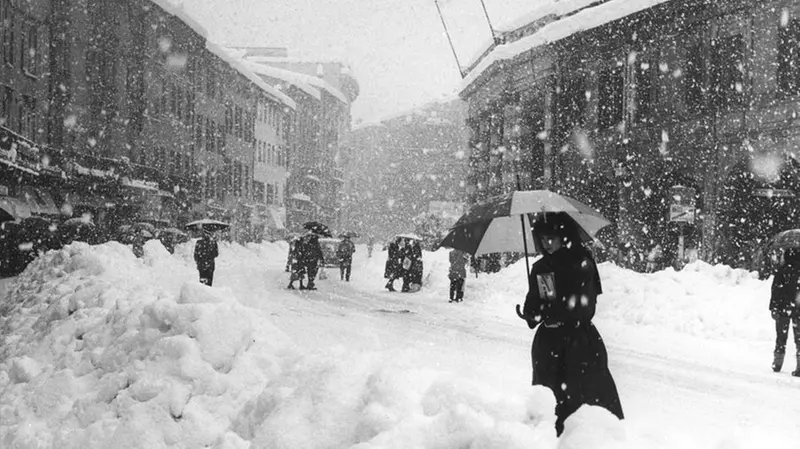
[522,246,624,435]
[194,235,218,269]
[771,250,800,317]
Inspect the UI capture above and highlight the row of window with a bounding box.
[1,85,37,139]
[255,140,287,168]
[253,181,281,205]
[202,159,251,201]
[556,18,800,133]
[1,0,41,78]
[257,100,283,129]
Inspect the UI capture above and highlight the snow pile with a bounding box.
[0,241,569,448]
[599,261,772,341]
[384,248,773,343]
[0,242,289,448]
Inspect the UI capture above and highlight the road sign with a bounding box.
[669,204,695,224]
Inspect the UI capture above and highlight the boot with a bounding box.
[287,282,295,290]
[773,352,785,372]
[793,355,800,377]
[307,280,317,290]
[298,281,306,290]
[385,281,395,292]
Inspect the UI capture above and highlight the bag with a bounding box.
[402,257,412,270]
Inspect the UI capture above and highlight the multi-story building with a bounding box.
[1,0,299,243]
[240,49,359,230]
[339,99,469,240]
[0,0,59,216]
[460,0,800,270]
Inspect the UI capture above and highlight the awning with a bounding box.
[18,186,59,216]
[0,195,32,222]
[62,191,112,210]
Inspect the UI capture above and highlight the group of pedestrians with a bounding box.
[286,232,325,290]
[383,237,424,292]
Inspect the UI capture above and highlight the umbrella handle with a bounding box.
[515,304,526,320]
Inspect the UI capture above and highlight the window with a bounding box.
[224,105,232,134]
[684,43,705,113]
[266,183,274,204]
[710,34,745,109]
[598,65,624,129]
[206,69,216,99]
[1,0,13,67]
[778,19,800,94]
[1,85,11,125]
[634,55,657,123]
[555,76,586,142]
[20,95,35,139]
[22,22,36,76]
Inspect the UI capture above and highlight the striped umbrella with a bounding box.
[439,190,611,256]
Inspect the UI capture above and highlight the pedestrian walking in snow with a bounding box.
[448,249,469,302]
[384,238,402,291]
[194,230,219,286]
[296,231,324,290]
[336,235,356,281]
[367,235,374,258]
[519,215,624,435]
[286,236,306,289]
[400,239,423,292]
[770,248,800,376]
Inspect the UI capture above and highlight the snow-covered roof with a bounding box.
[244,62,321,101]
[461,0,674,93]
[245,57,350,105]
[205,42,297,110]
[148,0,208,39]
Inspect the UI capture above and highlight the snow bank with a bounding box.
[375,248,773,343]
[0,242,290,448]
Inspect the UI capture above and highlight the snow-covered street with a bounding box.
[1,240,799,448]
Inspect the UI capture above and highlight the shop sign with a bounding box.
[668,185,696,224]
[753,188,795,198]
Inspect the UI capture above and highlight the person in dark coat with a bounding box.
[296,232,324,290]
[769,247,800,375]
[336,235,356,281]
[384,238,402,291]
[402,239,423,292]
[194,230,219,286]
[286,236,306,289]
[519,214,624,435]
[448,249,470,302]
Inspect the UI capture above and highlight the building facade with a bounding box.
[1,0,303,244]
[242,51,359,231]
[461,0,800,270]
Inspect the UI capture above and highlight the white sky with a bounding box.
[1,238,799,447]
[180,0,554,124]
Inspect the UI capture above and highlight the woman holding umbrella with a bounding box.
[521,213,624,435]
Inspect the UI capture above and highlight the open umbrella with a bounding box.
[394,233,422,241]
[766,229,800,250]
[131,222,156,233]
[439,190,610,257]
[185,219,230,233]
[303,221,332,237]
